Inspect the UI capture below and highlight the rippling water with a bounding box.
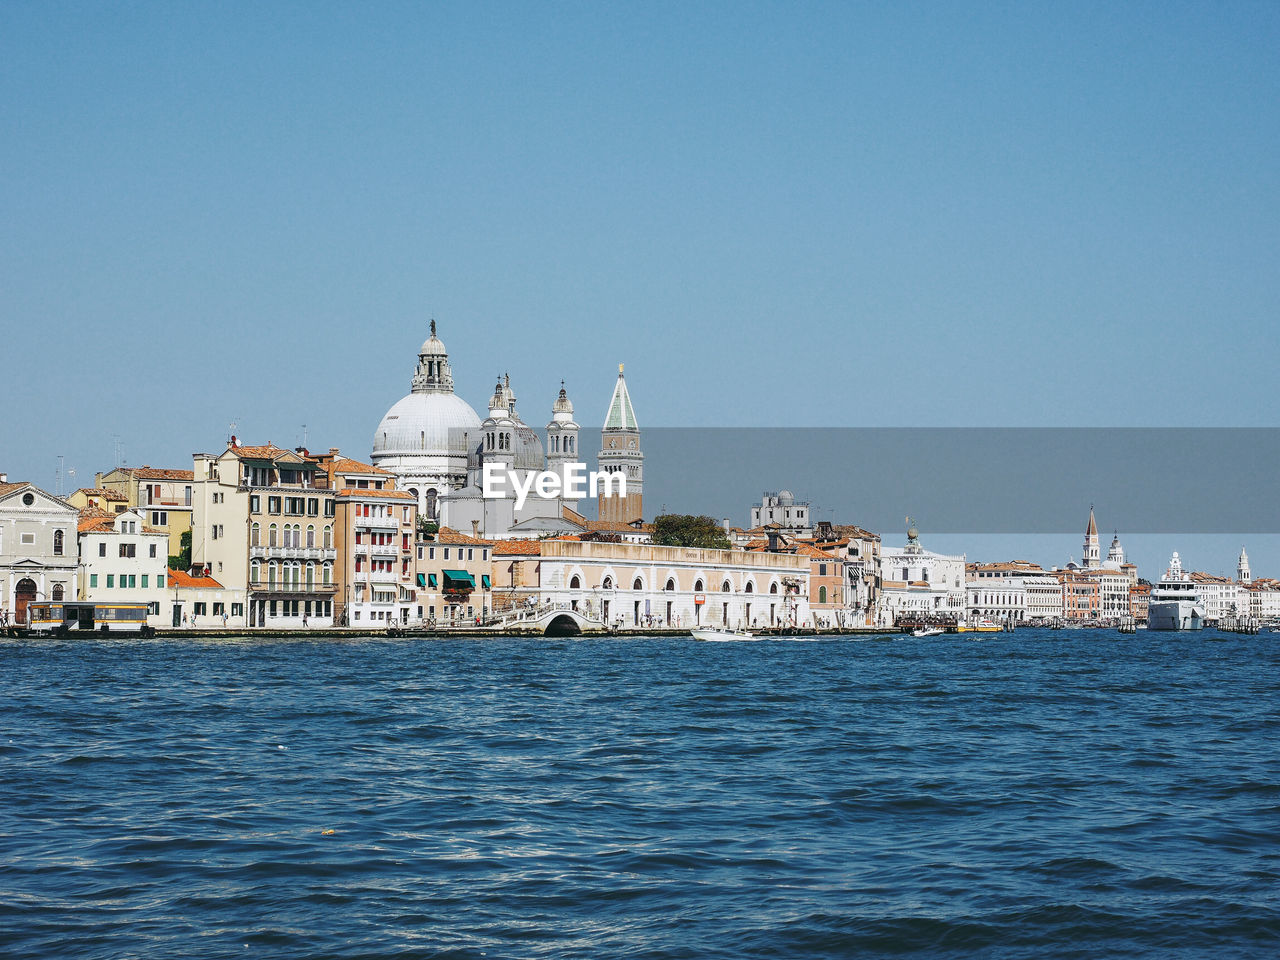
[2,631,1279,958]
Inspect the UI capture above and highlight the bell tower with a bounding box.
[597,364,643,523]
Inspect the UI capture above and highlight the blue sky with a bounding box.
[3,2,1278,575]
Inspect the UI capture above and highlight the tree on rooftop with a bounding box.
[651,515,731,550]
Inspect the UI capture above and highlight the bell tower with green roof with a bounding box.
[597,364,644,523]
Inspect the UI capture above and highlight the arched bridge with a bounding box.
[488,602,604,636]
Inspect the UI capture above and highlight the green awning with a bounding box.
[428,573,438,588]
[416,573,426,587]
[481,575,491,589]
[442,569,475,586]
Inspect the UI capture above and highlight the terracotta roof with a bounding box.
[434,526,494,546]
[130,466,195,481]
[832,524,880,541]
[795,543,838,560]
[73,487,128,502]
[228,443,294,461]
[78,513,116,533]
[167,568,225,589]
[330,457,392,476]
[335,489,415,500]
[0,482,28,498]
[493,540,542,556]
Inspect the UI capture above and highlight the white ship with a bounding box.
[1146,552,1205,631]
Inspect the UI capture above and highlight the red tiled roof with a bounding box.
[73,487,128,502]
[493,540,542,556]
[167,568,225,589]
[330,457,392,476]
[335,489,415,500]
[130,466,195,481]
[434,526,494,546]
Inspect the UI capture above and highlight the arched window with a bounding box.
[722,580,732,592]
[306,563,315,588]
[770,582,778,594]
[323,525,332,549]
[694,579,704,592]
[251,522,260,546]
[269,524,278,547]
[293,524,302,548]
[602,576,613,590]
[570,575,581,589]
[665,578,676,591]
[250,560,260,584]
[53,529,64,556]
[323,563,332,585]
[52,584,64,601]
[306,524,315,548]
[633,577,643,590]
[268,562,277,588]
[425,489,438,521]
[819,586,828,604]
[744,581,754,593]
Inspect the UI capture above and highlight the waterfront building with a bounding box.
[413,527,494,624]
[96,466,196,560]
[310,450,419,627]
[749,491,813,537]
[968,563,1062,621]
[747,539,845,627]
[597,365,644,524]
[77,508,169,626]
[0,476,79,624]
[66,487,128,515]
[1189,571,1248,623]
[966,575,1027,623]
[192,440,337,628]
[1084,567,1131,620]
[492,538,810,630]
[165,568,247,628]
[1057,570,1100,621]
[1245,578,1280,620]
[827,524,881,616]
[876,522,965,623]
[1130,582,1151,622]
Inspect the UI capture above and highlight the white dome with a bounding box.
[778,489,795,505]
[373,391,482,458]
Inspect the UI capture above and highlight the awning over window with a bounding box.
[481,575,491,589]
[428,573,438,588]
[416,573,426,588]
[442,569,475,587]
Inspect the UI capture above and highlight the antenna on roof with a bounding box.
[228,419,239,442]
[55,455,64,495]
[113,436,124,469]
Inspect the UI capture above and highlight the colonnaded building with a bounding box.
[370,321,644,538]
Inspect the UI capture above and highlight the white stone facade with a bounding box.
[0,479,79,625]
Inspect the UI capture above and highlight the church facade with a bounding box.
[371,322,643,539]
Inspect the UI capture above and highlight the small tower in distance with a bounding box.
[597,364,643,523]
[1238,545,1251,584]
[546,381,580,511]
[1082,506,1100,570]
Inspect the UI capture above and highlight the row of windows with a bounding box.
[418,546,488,562]
[579,575,779,594]
[249,494,335,517]
[249,560,333,587]
[251,523,333,549]
[90,573,166,589]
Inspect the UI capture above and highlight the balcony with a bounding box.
[249,581,337,595]
[355,515,399,530]
[249,546,337,561]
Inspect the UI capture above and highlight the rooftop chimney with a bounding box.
[766,530,780,553]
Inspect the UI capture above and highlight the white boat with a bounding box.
[691,628,758,642]
[1146,551,1205,631]
[911,626,945,637]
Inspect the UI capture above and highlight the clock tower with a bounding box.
[597,364,644,523]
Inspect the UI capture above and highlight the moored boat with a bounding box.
[691,628,758,642]
[1147,552,1205,631]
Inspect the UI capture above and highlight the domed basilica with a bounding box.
[371,322,616,538]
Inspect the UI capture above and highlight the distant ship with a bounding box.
[1146,552,1205,631]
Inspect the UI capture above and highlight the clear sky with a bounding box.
[3,2,1278,575]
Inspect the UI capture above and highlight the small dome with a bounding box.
[373,392,482,458]
[419,319,447,357]
[778,489,794,505]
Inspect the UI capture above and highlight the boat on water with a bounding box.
[691,628,758,642]
[1146,551,1205,631]
[911,626,945,637]
[954,617,1002,633]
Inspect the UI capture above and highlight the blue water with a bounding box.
[2,631,1278,959]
